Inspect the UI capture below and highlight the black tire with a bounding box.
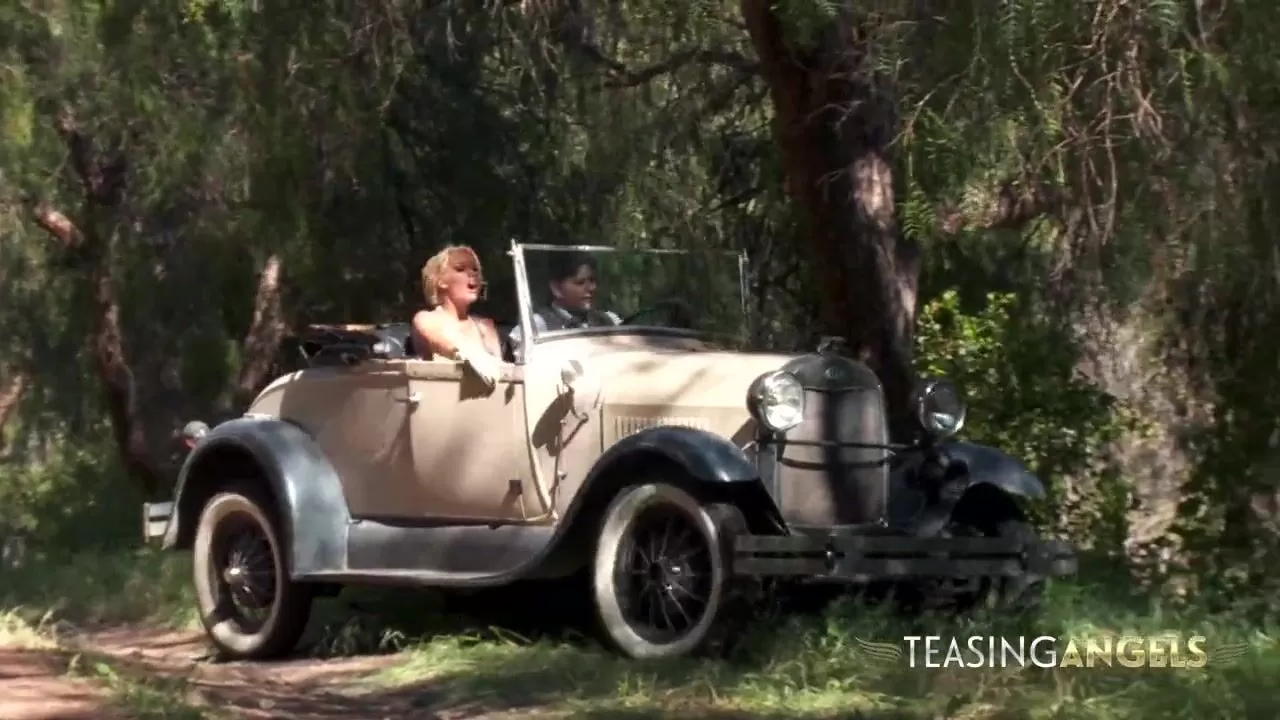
[591,482,745,660]
[193,486,313,660]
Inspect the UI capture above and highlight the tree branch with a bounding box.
[0,371,27,443]
[24,106,168,495]
[935,179,1063,235]
[601,48,761,88]
[30,201,85,249]
[550,18,758,86]
[53,105,127,205]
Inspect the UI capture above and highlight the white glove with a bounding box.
[456,344,500,389]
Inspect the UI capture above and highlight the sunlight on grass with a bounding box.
[0,608,59,649]
[365,580,1280,720]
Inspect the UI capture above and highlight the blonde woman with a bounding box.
[411,246,503,388]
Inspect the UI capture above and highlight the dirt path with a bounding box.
[0,649,125,720]
[0,627,451,720]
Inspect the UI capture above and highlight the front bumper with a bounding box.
[733,533,1077,580]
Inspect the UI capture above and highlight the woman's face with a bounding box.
[550,264,598,311]
[438,250,483,307]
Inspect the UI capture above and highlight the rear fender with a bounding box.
[165,417,349,576]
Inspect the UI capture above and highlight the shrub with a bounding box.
[915,290,1135,546]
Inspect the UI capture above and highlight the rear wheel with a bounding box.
[193,486,313,660]
[591,482,747,659]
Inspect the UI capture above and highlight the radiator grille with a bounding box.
[774,356,890,527]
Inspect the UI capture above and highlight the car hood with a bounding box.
[576,347,799,443]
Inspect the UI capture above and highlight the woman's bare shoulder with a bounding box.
[412,308,443,328]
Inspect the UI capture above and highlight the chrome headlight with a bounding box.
[747,370,805,432]
[912,378,966,437]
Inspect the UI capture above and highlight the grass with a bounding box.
[0,547,198,631]
[1,547,1278,719]
[360,581,1280,720]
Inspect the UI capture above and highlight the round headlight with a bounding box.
[747,371,805,432]
[912,378,966,437]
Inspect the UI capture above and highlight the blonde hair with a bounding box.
[421,245,482,306]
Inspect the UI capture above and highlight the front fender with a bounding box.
[911,441,1045,537]
[939,441,1045,500]
[586,425,760,486]
[533,425,780,575]
[560,425,771,529]
[164,417,349,577]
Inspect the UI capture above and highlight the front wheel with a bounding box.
[591,483,745,659]
[193,487,313,660]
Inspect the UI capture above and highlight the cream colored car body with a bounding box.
[247,332,791,527]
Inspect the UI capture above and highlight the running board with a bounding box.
[296,569,506,588]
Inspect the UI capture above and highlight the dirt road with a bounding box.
[0,627,453,720]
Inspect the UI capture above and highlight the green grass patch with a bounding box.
[2,545,1277,719]
[359,579,1279,720]
[0,547,197,635]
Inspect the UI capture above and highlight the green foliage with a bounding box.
[2,0,1280,603]
[0,549,195,628]
[774,0,841,46]
[916,290,1135,545]
[0,437,143,552]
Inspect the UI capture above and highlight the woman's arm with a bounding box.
[411,310,455,358]
[413,310,500,387]
[411,310,481,358]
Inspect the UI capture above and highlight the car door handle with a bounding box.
[395,391,421,406]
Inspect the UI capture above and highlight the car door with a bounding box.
[400,358,536,522]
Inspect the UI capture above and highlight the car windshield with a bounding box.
[517,244,747,343]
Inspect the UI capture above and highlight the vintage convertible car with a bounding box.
[142,242,1076,661]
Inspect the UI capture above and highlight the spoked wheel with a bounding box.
[193,487,312,660]
[592,483,745,659]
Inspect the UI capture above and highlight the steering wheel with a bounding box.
[620,299,697,329]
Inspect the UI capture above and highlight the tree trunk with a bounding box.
[26,107,288,498]
[740,2,921,437]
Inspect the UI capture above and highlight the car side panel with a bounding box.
[252,363,418,518]
[402,359,536,522]
[167,416,565,583]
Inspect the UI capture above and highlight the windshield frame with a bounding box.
[509,241,749,361]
